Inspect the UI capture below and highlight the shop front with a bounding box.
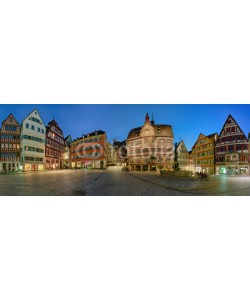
[23,163,45,171]
[217,165,249,175]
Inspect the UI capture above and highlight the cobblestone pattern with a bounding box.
[1,170,250,196]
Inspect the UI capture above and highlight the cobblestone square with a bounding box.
[1,169,250,196]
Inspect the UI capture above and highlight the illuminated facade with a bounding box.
[113,140,127,166]
[20,109,46,171]
[126,113,174,171]
[45,119,65,170]
[0,113,21,172]
[174,140,194,172]
[70,130,107,169]
[106,142,116,166]
[192,132,218,175]
[215,114,249,175]
[64,135,72,169]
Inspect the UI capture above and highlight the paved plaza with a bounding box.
[0,168,250,196]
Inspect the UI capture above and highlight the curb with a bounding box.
[128,173,219,194]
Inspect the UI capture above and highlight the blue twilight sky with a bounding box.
[0,104,249,151]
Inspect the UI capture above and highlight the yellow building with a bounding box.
[192,133,218,175]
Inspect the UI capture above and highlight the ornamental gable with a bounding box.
[217,114,247,144]
[2,114,19,127]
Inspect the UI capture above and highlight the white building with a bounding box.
[20,109,46,171]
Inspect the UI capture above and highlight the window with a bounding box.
[26,123,29,129]
[31,125,35,130]
[42,129,44,134]
[38,127,40,132]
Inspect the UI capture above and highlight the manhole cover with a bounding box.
[73,190,86,196]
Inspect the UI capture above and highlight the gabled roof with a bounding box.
[176,140,188,152]
[65,135,72,142]
[47,118,59,127]
[1,113,19,127]
[46,118,64,136]
[192,132,217,149]
[217,114,248,141]
[21,108,45,127]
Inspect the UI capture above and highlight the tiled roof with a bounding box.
[127,124,173,140]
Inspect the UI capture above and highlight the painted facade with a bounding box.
[45,119,65,170]
[215,114,249,175]
[20,109,46,171]
[70,130,107,169]
[126,113,174,172]
[192,132,218,175]
[0,114,21,172]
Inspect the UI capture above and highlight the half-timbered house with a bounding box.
[0,113,21,172]
[215,114,249,175]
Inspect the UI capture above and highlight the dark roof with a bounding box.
[65,135,73,146]
[127,124,173,140]
[113,140,126,148]
[127,126,142,139]
[46,118,64,137]
[72,130,106,142]
[47,119,59,127]
[207,133,218,140]
[65,135,72,141]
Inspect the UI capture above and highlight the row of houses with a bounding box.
[125,113,250,175]
[0,109,67,172]
[0,108,249,175]
[0,108,120,173]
